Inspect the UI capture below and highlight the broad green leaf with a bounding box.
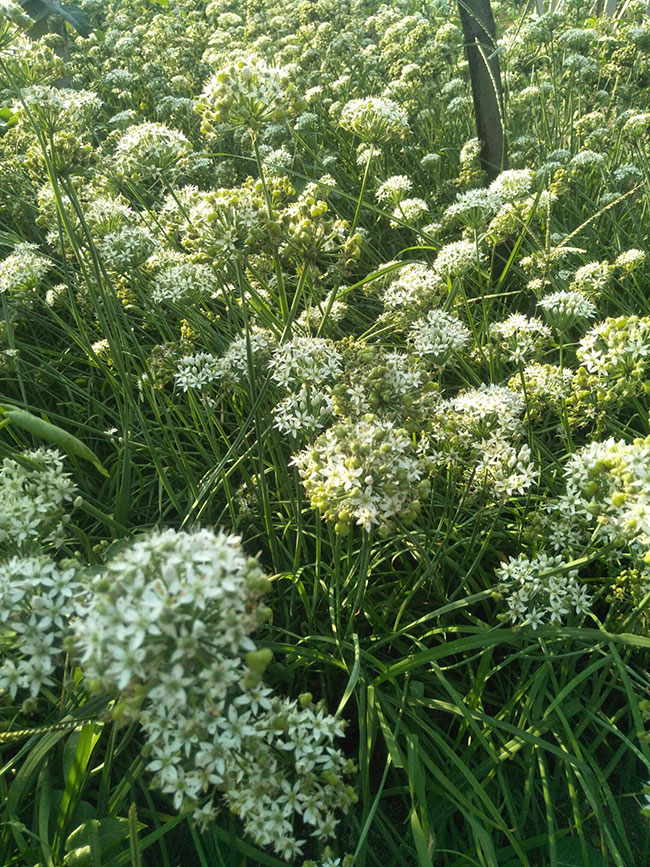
[55,725,103,852]
[59,2,92,36]
[64,818,131,866]
[410,810,434,867]
[22,0,93,35]
[0,405,109,476]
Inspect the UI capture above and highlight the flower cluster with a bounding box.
[496,552,590,629]
[112,122,193,186]
[614,249,646,272]
[78,529,354,859]
[195,52,305,132]
[376,174,412,203]
[490,313,551,363]
[508,363,574,416]
[330,346,433,423]
[381,263,446,321]
[175,352,221,391]
[409,309,470,367]
[0,449,78,551]
[427,383,533,502]
[577,315,650,379]
[273,386,334,438]
[338,96,410,143]
[180,183,274,262]
[537,290,596,331]
[78,528,269,699]
[475,440,537,500]
[13,86,102,134]
[99,225,158,272]
[569,261,612,298]
[439,384,526,444]
[554,437,650,554]
[269,336,342,387]
[489,168,535,200]
[0,242,51,296]
[443,188,502,228]
[0,555,83,698]
[292,417,427,533]
[390,197,429,227]
[433,239,483,277]
[151,261,218,304]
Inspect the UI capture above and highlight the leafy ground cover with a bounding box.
[2,0,650,864]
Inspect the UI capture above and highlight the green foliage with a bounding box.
[21,0,92,37]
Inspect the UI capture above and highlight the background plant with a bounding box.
[2,0,650,864]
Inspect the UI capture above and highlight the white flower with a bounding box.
[262,146,292,175]
[569,261,612,297]
[577,316,650,377]
[175,353,221,391]
[488,169,534,200]
[13,85,102,131]
[444,188,502,227]
[273,385,334,438]
[434,240,483,277]
[491,313,551,362]
[339,96,409,142]
[0,555,84,698]
[292,417,424,532]
[0,449,77,550]
[390,197,428,226]
[409,310,470,366]
[99,226,157,272]
[113,122,191,184]
[554,436,650,551]
[537,290,596,329]
[0,243,50,295]
[214,329,276,387]
[152,262,217,303]
[496,552,589,627]
[510,363,575,406]
[269,336,342,387]
[474,438,537,499]
[196,52,302,131]
[381,263,445,314]
[615,249,645,272]
[376,175,412,203]
[442,384,526,442]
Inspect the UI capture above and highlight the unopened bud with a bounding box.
[245,648,273,675]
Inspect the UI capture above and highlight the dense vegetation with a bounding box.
[2,0,650,863]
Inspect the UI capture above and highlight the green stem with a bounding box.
[251,132,273,219]
[281,260,310,342]
[345,531,373,639]
[251,131,291,326]
[351,142,375,234]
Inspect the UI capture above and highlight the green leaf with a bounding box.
[55,725,103,853]
[21,0,50,22]
[336,633,360,716]
[0,405,109,476]
[410,810,434,867]
[58,2,92,36]
[5,730,70,817]
[555,839,607,866]
[0,107,17,134]
[22,0,93,35]
[64,818,131,866]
